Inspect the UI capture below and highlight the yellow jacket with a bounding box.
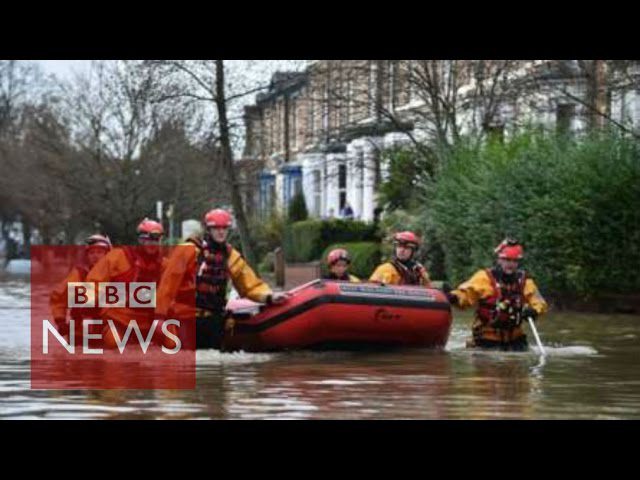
[453,269,548,314]
[155,240,272,317]
[452,269,548,342]
[369,262,431,287]
[324,274,361,283]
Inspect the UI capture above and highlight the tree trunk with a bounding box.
[22,220,31,258]
[214,60,256,265]
[587,60,609,130]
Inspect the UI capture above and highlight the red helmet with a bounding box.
[393,231,421,249]
[204,209,233,228]
[85,234,112,250]
[327,248,351,266]
[495,238,524,260]
[137,218,164,239]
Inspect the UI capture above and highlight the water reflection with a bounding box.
[1,279,640,419]
[218,351,455,419]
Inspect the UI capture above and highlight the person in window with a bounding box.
[340,202,354,220]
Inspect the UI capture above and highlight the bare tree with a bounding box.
[33,60,208,242]
[0,60,50,251]
[146,60,306,263]
[294,60,529,186]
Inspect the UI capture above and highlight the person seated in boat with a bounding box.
[369,231,431,286]
[323,248,360,282]
[50,234,112,342]
[155,208,289,350]
[446,238,548,351]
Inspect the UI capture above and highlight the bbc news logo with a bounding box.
[42,281,181,355]
[45,281,170,352]
[30,245,196,390]
[67,282,157,308]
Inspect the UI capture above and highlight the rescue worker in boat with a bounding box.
[50,234,112,342]
[86,218,173,349]
[155,208,289,350]
[369,231,431,286]
[323,248,360,282]
[446,238,548,351]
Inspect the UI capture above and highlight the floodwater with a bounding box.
[1,277,639,419]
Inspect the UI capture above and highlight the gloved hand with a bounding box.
[413,262,427,276]
[268,292,291,305]
[522,306,538,321]
[447,292,459,306]
[55,317,69,336]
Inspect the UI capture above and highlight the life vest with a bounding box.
[476,267,527,329]
[391,258,426,286]
[194,237,232,314]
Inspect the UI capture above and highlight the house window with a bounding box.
[338,164,347,210]
[368,61,377,117]
[313,170,322,217]
[292,176,302,200]
[407,60,416,102]
[389,61,396,111]
[322,86,329,132]
[308,93,315,139]
[346,73,353,124]
[556,103,575,135]
[291,98,297,150]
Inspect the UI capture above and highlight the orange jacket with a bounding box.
[85,247,166,328]
[155,240,273,317]
[50,266,85,321]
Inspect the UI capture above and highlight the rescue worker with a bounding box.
[446,238,548,351]
[155,208,288,350]
[323,248,360,282]
[50,234,112,342]
[369,231,431,286]
[86,218,171,350]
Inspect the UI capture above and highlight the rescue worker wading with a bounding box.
[369,231,431,286]
[323,248,360,282]
[446,238,548,351]
[50,234,112,343]
[86,219,172,350]
[155,209,288,350]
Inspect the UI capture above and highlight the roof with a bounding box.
[256,71,308,104]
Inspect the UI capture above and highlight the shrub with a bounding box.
[417,129,640,297]
[288,190,308,223]
[283,219,379,263]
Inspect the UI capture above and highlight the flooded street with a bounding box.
[1,278,639,419]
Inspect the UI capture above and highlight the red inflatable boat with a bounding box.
[224,280,452,352]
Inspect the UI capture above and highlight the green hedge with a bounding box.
[320,242,381,279]
[282,220,324,262]
[283,219,379,262]
[419,130,640,298]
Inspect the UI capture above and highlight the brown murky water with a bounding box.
[1,278,639,419]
